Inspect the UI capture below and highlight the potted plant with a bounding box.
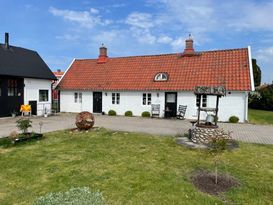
[11,110,16,118]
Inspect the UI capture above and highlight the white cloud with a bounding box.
[125,12,154,29]
[49,7,111,28]
[157,35,173,44]
[90,8,99,14]
[56,34,80,41]
[256,46,273,62]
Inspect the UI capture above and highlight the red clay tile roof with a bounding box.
[58,48,252,91]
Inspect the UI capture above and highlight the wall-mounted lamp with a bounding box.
[105,92,107,96]
[157,93,159,97]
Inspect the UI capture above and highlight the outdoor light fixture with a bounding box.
[105,92,107,96]
[157,93,159,97]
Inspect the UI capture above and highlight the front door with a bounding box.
[165,92,177,118]
[93,92,102,113]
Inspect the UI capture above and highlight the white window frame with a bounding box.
[74,92,82,103]
[154,73,168,81]
[196,94,207,107]
[39,90,49,102]
[143,93,152,105]
[112,93,120,104]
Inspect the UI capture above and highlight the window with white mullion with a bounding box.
[143,93,152,105]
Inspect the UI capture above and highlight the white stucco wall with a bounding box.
[60,90,248,122]
[24,78,52,116]
[60,90,93,113]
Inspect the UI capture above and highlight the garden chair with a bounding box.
[177,105,187,120]
[151,104,160,118]
[20,104,32,116]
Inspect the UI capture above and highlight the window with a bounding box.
[202,95,207,107]
[143,93,151,105]
[79,93,82,103]
[39,90,49,102]
[112,93,120,104]
[74,92,82,103]
[8,79,18,96]
[154,73,168,81]
[74,93,78,103]
[196,95,207,107]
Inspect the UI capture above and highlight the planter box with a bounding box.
[14,133,43,144]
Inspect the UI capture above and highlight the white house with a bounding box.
[0,33,56,117]
[57,37,254,122]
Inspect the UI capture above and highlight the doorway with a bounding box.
[93,92,102,113]
[165,92,177,118]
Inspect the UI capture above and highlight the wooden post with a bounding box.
[197,94,201,125]
[215,96,220,126]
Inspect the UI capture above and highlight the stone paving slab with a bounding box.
[0,113,272,145]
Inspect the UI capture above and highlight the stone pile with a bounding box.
[190,127,231,144]
[75,111,95,130]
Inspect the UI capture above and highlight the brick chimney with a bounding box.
[97,44,108,63]
[182,34,195,56]
[5,32,9,49]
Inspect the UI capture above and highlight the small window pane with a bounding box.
[196,95,201,107]
[142,93,146,105]
[39,90,49,102]
[166,94,175,103]
[112,93,115,104]
[74,93,78,103]
[202,95,207,107]
[147,93,151,105]
[79,93,82,103]
[116,93,120,104]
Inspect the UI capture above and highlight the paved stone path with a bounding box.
[0,113,273,145]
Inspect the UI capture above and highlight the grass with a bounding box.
[249,109,273,125]
[0,128,272,204]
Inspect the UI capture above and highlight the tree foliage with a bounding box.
[252,59,261,87]
[249,84,273,111]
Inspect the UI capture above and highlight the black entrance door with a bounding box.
[93,92,102,113]
[165,92,177,118]
[29,101,37,115]
[0,77,24,117]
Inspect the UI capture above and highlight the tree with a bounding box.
[252,59,261,87]
[208,135,229,184]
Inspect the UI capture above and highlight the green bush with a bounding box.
[229,116,239,123]
[108,110,116,116]
[16,118,32,134]
[141,111,151,117]
[33,187,106,205]
[125,111,133,117]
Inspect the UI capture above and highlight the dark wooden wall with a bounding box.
[0,76,24,117]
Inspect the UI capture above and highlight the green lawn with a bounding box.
[0,129,272,204]
[249,109,273,125]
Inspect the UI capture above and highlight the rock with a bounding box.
[75,112,95,130]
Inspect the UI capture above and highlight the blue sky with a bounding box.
[0,0,273,83]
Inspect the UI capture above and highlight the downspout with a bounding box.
[246,46,255,122]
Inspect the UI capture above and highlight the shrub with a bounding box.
[229,116,239,123]
[141,111,150,117]
[108,110,116,116]
[16,118,32,134]
[125,111,133,117]
[33,187,106,205]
